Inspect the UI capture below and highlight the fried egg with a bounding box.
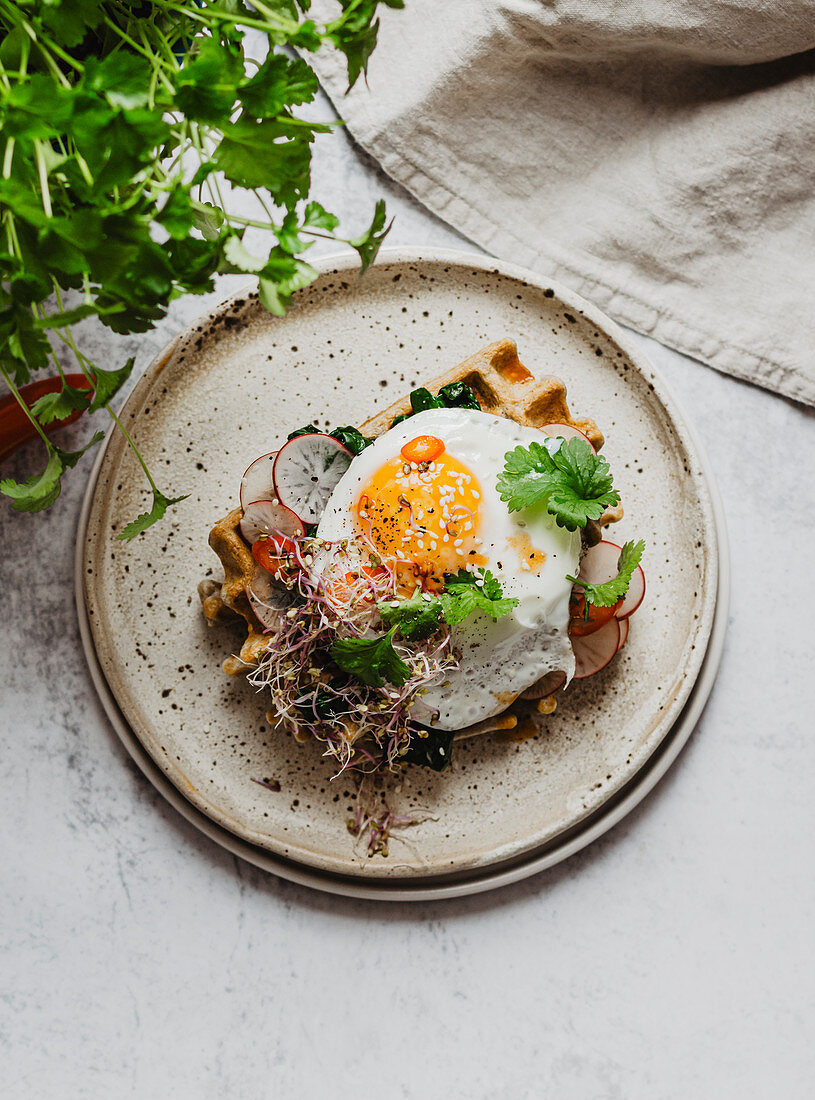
[316,408,581,730]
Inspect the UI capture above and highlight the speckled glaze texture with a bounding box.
[81,251,718,880]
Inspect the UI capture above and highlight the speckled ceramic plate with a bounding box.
[78,248,724,892]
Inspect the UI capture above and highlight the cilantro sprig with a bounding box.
[378,569,518,640]
[497,437,620,531]
[0,0,401,533]
[568,540,645,608]
[329,626,410,689]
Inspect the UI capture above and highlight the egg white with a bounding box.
[316,408,581,730]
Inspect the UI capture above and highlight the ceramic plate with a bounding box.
[79,249,723,886]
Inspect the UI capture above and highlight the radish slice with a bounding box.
[576,540,646,621]
[247,566,297,630]
[273,433,352,524]
[240,499,305,545]
[520,669,567,700]
[240,451,278,512]
[576,540,622,585]
[572,617,620,679]
[616,564,645,620]
[539,423,596,453]
[616,617,630,652]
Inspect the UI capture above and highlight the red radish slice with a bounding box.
[576,539,623,585]
[616,617,630,652]
[240,499,305,545]
[240,451,278,512]
[539,423,596,452]
[572,617,620,679]
[273,433,352,524]
[247,566,297,630]
[520,669,567,700]
[616,564,646,620]
[576,540,646,621]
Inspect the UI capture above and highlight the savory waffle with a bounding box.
[202,339,622,715]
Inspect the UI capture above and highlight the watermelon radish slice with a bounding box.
[616,562,645,620]
[240,451,278,512]
[539,423,596,452]
[616,617,630,652]
[520,669,567,700]
[273,433,352,524]
[240,499,305,545]
[247,566,297,630]
[572,617,620,679]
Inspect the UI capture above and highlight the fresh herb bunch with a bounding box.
[0,0,402,535]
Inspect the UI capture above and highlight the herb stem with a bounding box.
[0,362,52,448]
[33,141,53,218]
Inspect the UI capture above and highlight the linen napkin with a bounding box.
[308,0,815,406]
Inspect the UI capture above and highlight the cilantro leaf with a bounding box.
[567,540,645,608]
[116,488,189,541]
[303,201,340,232]
[0,431,104,513]
[348,199,392,274]
[0,447,64,513]
[440,569,519,624]
[498,437,620,530]
[329,626,410,688]
[378,588,443,641]
[89,357,134,413]
[30,381,90,424]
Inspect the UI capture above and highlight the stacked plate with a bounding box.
[77,250,728,900]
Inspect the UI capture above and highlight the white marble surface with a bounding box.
[2,85,815,1100]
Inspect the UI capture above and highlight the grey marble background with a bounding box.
[2,84,815,1099]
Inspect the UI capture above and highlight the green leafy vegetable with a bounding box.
[437,381,480,410]
[288,424,321,440]
[0,0,399,534]
[329,627,411,689]
[567,540,645,608]
[440,569,519,625]
[403,728,455,772]
[117,488,190,543]
[0,432,104,513]
[30,381,90,425]
[88,359,134,414]
[392,381,481,426]
[328,426,375,455]
[379,570,518,638]
[348,200,393,275]
[498,438,620,530]
[410,387,441,414]
[287,424,374,454]
[378,588,444,641]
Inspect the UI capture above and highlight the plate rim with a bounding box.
[75,245,729,898]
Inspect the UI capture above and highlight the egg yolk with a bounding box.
[357,437,487,588]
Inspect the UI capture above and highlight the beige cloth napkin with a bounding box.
[308,0,815,405]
